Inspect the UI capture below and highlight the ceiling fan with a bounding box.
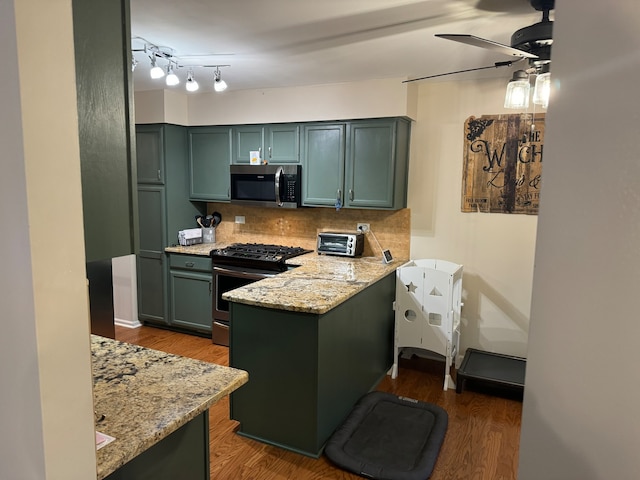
[405,0,554,83]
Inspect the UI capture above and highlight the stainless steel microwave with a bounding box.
[317,232,365,257]
[230,164,301,208]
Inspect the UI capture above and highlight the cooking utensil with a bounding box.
[212,211,222,228]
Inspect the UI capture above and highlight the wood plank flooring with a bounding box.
[115,325,522,480]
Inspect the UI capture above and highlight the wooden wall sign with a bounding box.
[462,113,545,214]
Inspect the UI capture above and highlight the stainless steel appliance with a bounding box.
[210,243,311,345]
[317,232,365,257]
[230,164,302,208]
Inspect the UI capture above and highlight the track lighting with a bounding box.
[149,56,165,79]
[165,64,179,86]
[214,67,227,92]
[132,37,232,92]
[504,70,530,109]
[186,70,199,92]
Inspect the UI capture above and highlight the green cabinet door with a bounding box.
[232,126,264,164]
[265,124,300,163]
[137,186,168,324]
[136,125,164,184]
[232,124,300,164]
[345,120,396,209]
[188,127,232,201]
[169,255,212,334]
[301,123,345,207]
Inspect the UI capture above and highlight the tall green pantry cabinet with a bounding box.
[136,124,204,326]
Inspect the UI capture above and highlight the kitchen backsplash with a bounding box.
[204,203,410,259]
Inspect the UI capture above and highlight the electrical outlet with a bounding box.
[357,223,370,233]
[235,215,245,224]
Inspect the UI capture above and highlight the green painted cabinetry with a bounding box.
[230,272,396,457]
[232,124,300,164]
[136,124,204,328]
[301,123,346,207]
[72,0,135,262]
[302,118,411,210]
[168,254,213,334]
[188,127,232,201]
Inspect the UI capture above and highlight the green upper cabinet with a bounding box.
[232,124,300,164]
[136,126,165,184]
[302,118,411,210]
[345,119,410,209]
[301,123,346,207]
[188,126,232,201]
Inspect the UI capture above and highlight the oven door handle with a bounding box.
[213,265,271,279]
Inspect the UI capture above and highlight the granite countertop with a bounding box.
[165,242,226,256]
[92,335,248,479]
[164,243,406,315]
[224,253,406,315]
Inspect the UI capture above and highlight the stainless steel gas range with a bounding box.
[209,243,311,346]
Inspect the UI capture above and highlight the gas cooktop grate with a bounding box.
[210,243,312,272]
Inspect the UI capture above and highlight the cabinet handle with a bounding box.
[209,281,212,295]
[259,147,262,160]
[337,189,342,201]
[157,169,161,180]
[268,146,272,158]
[185,262,195,268]
[349,189,354,201]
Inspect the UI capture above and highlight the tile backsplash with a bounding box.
[204,203,410,260]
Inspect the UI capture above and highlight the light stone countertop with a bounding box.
[92,335,248,479]
[225,253,405,315]
[164,243,406,315]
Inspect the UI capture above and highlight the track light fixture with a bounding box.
[132,36,231,93]
[166,64,179,86]
[214,67,227,92]
[149,56,165,79]
[186,70,199,92]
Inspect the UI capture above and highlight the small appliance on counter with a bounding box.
[178,228,203,246]
[317,232,364,257]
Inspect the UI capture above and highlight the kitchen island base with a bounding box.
[229,272,396,457]
[104,411,209,480]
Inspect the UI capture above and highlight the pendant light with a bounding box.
[504,70,530,109]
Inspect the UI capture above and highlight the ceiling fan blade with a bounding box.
[403,60,517,83]
[435,34,538,58]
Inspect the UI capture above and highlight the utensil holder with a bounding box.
[202,227,215,243]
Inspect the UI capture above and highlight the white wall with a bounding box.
[1,1,96,479]
[519,1,640,478]
[410,78,538,358]
[135,77,417,125]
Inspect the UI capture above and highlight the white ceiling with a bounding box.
[130,0,546,94]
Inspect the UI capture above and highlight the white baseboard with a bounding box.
[114,317,142,329]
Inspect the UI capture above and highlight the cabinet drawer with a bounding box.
[169,254,212,272]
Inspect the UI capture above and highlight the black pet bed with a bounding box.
[325,391,448,480]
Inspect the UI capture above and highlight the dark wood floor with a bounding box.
[115,325,522,480]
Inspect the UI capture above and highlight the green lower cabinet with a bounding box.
[105,411,210,480]
[168,254,213,335]
[229,272,396,457]
[137,253,168,326]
